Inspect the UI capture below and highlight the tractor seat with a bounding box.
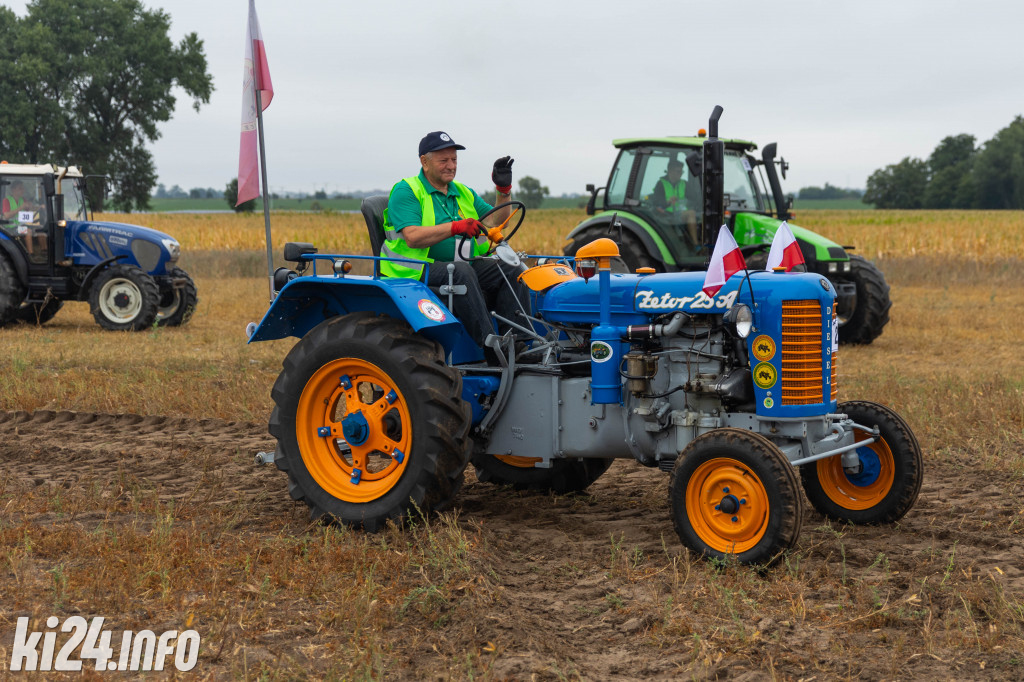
[360,195,388,258]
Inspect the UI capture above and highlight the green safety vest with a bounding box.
[3,195,23,219]
[660,178,686,212]
[380,175,484,279]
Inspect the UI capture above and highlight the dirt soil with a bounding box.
[1,409,1023,680]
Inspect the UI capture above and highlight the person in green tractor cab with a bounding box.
[651,158,687,214]
[380,131,531,360]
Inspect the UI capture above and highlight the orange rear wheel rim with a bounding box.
[494,454,542,468]
[295,358,412,503]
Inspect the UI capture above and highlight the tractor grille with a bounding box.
[780,300,827,405]
[830,307,838,402]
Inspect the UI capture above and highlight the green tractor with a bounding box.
[564,132,891,344]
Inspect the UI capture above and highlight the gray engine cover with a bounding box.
[482,374,629,462]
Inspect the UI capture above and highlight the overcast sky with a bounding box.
[8,0,1024,196]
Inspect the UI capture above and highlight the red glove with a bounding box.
[450,218,482,238]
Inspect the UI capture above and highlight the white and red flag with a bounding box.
[765,221,805,272]
[702,225,747,297]
[237,0,274,206]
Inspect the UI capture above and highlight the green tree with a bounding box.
[863,157,928,209]
[0,0,212,211]
[971,117,1024,209]
[924,134,976,209]
[225,178,257,213]
[517,175,550,209]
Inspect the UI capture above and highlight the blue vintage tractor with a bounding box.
[248,111,922,564]
[0,164,197,330]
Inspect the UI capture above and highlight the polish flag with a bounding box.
[702,226,747,297]
[765,221,805,272]
[237,0,274,206]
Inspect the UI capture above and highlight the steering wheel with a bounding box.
[455,200,526,263]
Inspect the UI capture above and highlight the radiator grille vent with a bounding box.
[781,300,825,405]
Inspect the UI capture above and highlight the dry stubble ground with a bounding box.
[0,210,1022,680]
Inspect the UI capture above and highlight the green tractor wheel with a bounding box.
[835,255,891,345]
[270,312,472,530]
[565,225,663,274]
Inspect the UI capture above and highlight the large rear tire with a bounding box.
[801,401,923,524]
[669,428,803,565]
[835,255,891,345]
[471,454,613,494]
[156,267,198,327]
[270,312,472,531]
[564,225,663,274]
[89,264,160,331]
[0,248,26,326]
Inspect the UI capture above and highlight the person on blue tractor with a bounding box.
[1,179,34,221]
[381,131,530,360]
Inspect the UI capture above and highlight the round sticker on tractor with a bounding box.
[753,362,777,389]
[417,299,446,323]
[763,397,774,409]
[590,341,614,363]
[752,335,776,362]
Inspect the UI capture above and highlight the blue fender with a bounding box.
[247,274,483,363]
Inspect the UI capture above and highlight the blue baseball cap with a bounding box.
[419,131,466,156]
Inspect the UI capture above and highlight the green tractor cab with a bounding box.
[566,134,891,344]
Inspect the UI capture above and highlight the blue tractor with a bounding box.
[0,164,197,330]
[248,111,922,564]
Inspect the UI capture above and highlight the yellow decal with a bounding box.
[752,335,775,362]
[753,362,777,389]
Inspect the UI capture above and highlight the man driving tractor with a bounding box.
[380,131,530,360]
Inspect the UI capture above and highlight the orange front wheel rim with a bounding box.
[816,433,895,510]
[295,358,412,503]
[686,457,770,554]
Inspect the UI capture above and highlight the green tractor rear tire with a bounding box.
[834,255,891,345]
[565,225,663,274]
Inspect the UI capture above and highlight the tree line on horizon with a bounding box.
[863,117,1024,210]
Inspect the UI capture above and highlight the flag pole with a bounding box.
[255,89,274,303]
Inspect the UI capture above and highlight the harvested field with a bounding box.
[0,210,1022,679]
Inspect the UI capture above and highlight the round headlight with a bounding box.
[724,304,753,338]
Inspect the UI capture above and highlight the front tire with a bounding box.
[835,255,891,345]
[471,454,613,494]
[89,264,160,331]
[801,401,923,524]
[270,312,472,531]
[669,428,803,565]
[156,267,198,327]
